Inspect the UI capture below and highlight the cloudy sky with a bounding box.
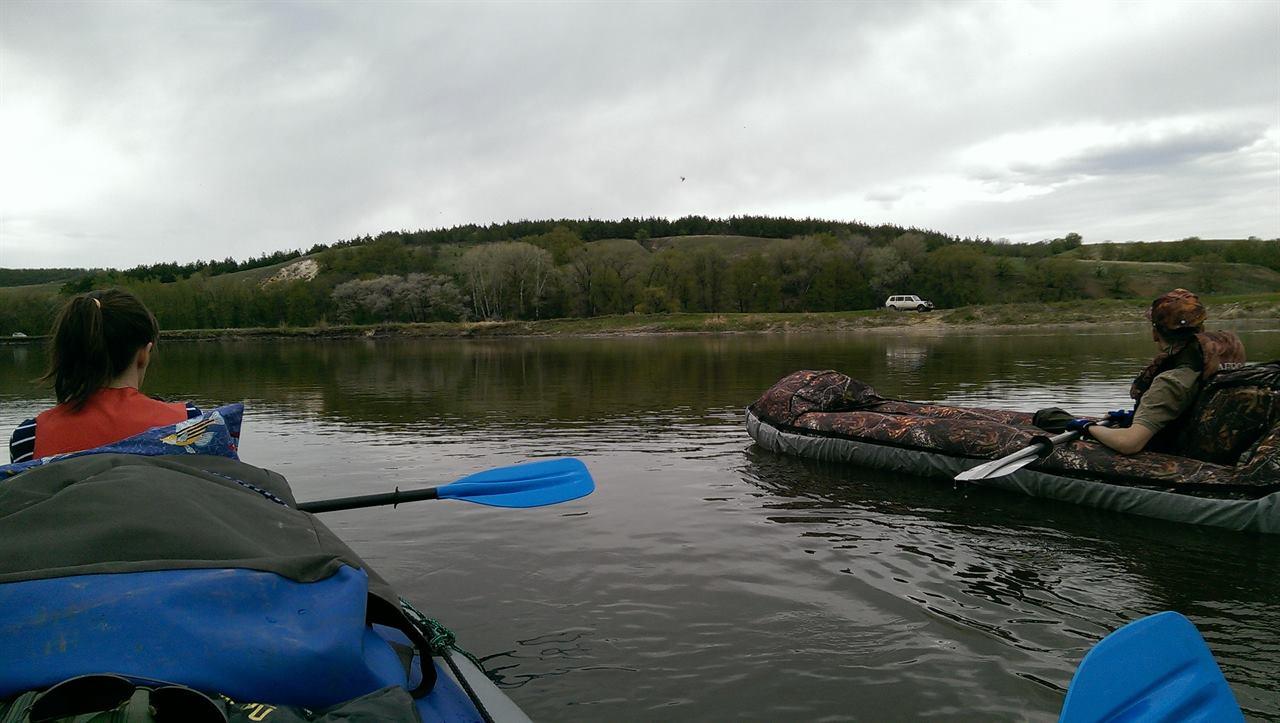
[1,1,1277,269]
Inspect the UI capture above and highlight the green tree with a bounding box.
[456,242,556,320]
[866,247,913,300]
[728,255,782,312]
[0,291,59,336]
[565,241,650,316]
[634,285,678,314]
[525,226,585,265]
[1028,259,1083,301]
[1189,253,1224,293]
[766,237,826,311]
[890,233,928,267]
[686,247,729,312]
[918,245,995,307]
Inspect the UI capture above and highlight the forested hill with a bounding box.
[0,268,93,287]
[2,215,950,288]
[1,215,1276,336]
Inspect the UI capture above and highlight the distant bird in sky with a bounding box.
[680,176,686,182]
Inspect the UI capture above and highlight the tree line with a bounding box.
[0,268,93,288]
[15,215,950,291]
[1078,237,1279,272]
[55,249,307,289]
[2,220,1275,336]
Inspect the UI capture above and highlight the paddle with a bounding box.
[297,458,594,513]
[955,422,1110,482]
[1060,611,1243,722]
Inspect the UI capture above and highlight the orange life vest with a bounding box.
[33,387,188,459]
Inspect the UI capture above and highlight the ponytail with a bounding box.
[41,289,160,410]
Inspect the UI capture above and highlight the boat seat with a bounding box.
[1177,362,1280,466]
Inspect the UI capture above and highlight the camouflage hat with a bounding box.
[1146,288,1206,335]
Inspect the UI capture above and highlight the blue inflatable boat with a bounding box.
[0,405,579,722]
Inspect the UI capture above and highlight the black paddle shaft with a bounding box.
[298,486,440,513]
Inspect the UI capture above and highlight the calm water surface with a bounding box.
[3,323,1279,721]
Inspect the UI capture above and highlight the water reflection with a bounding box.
[883,340,931,373]
[5,321,1276,428]
[2,322,1278,720]
[738,449,1280,718]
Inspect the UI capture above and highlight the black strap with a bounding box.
[366,595,438,697]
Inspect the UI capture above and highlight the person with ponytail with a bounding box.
[8,289,199,463]
[1068,288,1246,455]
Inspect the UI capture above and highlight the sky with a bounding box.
[1,1,1277,269]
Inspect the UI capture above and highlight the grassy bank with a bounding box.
[4,293,1277,344]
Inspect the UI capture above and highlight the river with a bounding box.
[2,321,1278,720]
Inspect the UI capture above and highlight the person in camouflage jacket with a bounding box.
[1086,289,1245,455]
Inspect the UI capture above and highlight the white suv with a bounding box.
[885,295,934,312]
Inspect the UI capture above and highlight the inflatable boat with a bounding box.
[746,366,1280,533]
[0,405,590,721]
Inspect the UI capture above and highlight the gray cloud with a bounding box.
[0,1,1276,268]
[1000,123,1268,182]
[928,138,1279,243]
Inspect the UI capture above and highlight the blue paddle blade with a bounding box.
[437,458,595,508]
[1060,611,1243,723]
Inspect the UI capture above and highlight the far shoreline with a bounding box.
[3,295,1277,345]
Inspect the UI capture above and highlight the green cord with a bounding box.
[399,597,494,680]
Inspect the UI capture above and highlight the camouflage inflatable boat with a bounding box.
[746,364,1280,533]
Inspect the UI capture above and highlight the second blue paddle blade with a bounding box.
[1059,611,1243,723]
[438,458,595,508]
